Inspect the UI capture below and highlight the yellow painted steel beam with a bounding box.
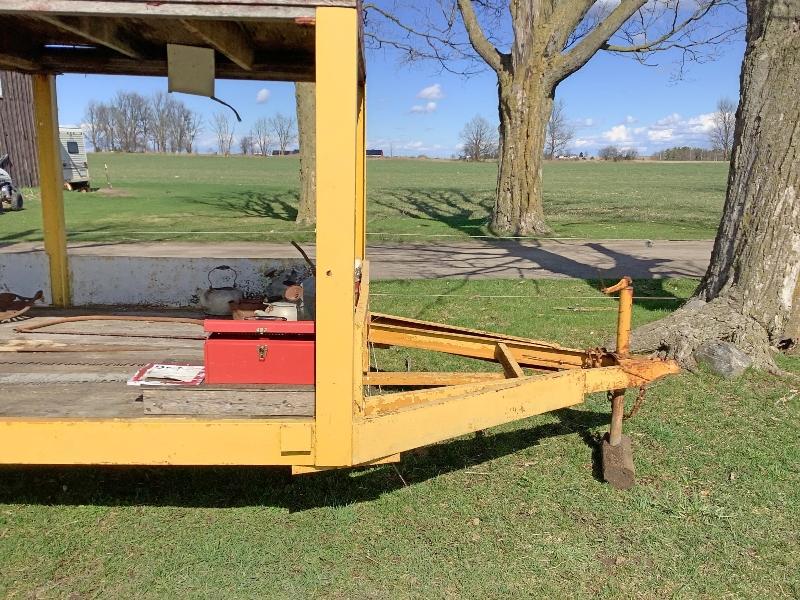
[369,321,600,370]
[364,371,506,387]
[32,74,71,307]
[355,83,367,260]
[0,418,315,466]
[292,453,400,476]
[353,261,370,414]
[315,6,359,466]
[354,371,586,464]
[495,342,525,377]
[371,312,571,349]
[364,362,679,418]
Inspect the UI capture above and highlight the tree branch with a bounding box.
[554,0,647,82]
[456,0,503,72]
[604,1,718,52]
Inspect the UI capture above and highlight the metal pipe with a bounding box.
[616,284,633,357]
[609,391,625,446]
[603,277,634,447]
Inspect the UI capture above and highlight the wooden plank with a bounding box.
[38,15,144,59]
[180,18,254,71]
[0,71,39,187]
[0,2,329,20]
[495,342,525,378]
[0,54,39,72]
[4,50,313,81]
[143,386,315,416]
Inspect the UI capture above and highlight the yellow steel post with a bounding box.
[355,83,367,260]
[32,74,71,307]
[315,6,359,465]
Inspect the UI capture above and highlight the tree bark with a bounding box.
[491,73,554,236]
[632,0,800,370]
[295,82,316,225]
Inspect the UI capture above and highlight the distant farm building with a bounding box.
[366,149,384,157]
[0,71,39,187]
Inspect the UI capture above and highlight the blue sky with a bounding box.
[55,13,746,157]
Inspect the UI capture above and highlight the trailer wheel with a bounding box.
[10,191,22,211]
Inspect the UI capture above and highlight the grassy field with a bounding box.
[0,153,728,244]
[1,278,798,598]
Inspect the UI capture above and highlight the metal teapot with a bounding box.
[198,265,243,316]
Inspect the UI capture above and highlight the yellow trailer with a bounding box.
[0,0,677,487]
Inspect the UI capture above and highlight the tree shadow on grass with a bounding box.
[192,190,300,222]
[0,408,609,511]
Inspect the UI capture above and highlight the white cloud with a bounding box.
[417,84,444,100]
[603,124,633,143]
[624,115,637,124]
[410,101,437,114]
[574,138,593,148]
[256,88,271,104]
[648,129,674,142]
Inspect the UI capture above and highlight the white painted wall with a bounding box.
[1,249,306,307]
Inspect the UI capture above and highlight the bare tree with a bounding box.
[545,98,574,159]
[110,91,150,152]
[250,117,272,156]
[211,111,235,156]
[269,113,296,155]
[709,97,737,160]
[633,0,800,372]
[239,135,254,155]
[182,110,203,154]
[84,101,102,151]
[148,91,171,153]
[598,145,621,161]
[295,82,316,225]
[459,115,498,161]
[367,1,744,234]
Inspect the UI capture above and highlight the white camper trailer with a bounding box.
[59,127,90,190]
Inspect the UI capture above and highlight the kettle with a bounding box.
[198,265,243,316]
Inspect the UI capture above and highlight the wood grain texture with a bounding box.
[0,71,38,187]
[143,386,315,416]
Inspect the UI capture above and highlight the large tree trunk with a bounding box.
[490,73,553,236]
[632,0,800,370]
[295,82,316,226]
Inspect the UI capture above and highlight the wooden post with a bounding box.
[314,7,358,465]
[32,74,71,307]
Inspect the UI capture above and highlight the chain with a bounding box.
[624,385,647,420]
[606,385,647,420]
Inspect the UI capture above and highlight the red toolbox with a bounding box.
[204,320,315,385]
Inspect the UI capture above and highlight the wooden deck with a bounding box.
[0,308,314,418]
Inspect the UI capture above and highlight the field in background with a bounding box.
[1,278,798,598]
[1,154,728,244]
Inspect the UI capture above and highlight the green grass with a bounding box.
[1,154,727,244]
[2,278,798,598]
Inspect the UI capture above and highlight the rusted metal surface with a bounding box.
[0,290,43,322]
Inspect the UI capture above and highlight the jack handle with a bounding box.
[602,277,633,358]
[602,277,634,447]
